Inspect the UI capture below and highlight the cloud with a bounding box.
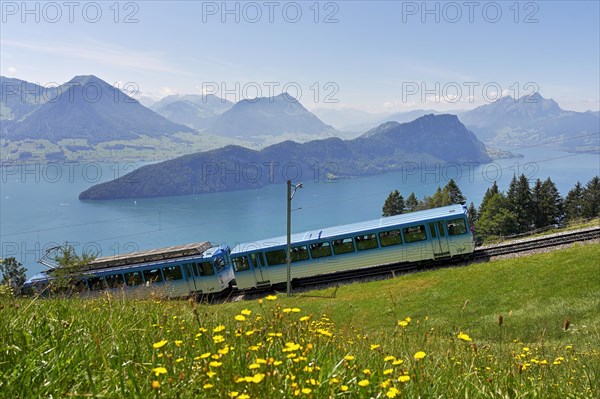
[1,39,186,75]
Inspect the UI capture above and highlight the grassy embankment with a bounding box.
[1,243,599,398]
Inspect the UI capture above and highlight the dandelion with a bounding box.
[200,352,211,359]
[300,316,311,322]
[209,361,223,367]
[392,359,403,365]
[203,383,214,389]
[213,325,226,333]
[414,351,426,360]
[265,295,278,300]
[235,315,246,321]
[292,308,301,312]
[249,363,260,369]
[457,332,472,342]
[176,357,184,363]
[398,375,410,383]
[283,308,293,313]
[344,355,355,361]
[238,395,250,399]
[213,335,225,344]
[341,385,349,391]
[384,355,395,362]
[152,380,160,390]
[386,387,400,398]
[174,340,183,347]
[228,392,239,398]
[251,373,265,383]
[397,320,408,327]
[363,369,371,375]
[358,379,370,387]
[241,309,252,316]
[152,366,167,376]
[383,368,393,375]
[370,344,380,350]
[301,388,312,394]
[153,340,168,349]
[207,371,217,378]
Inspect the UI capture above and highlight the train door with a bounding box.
[251,252,270,286]
[428,221,450,258]
[184,262,199,293]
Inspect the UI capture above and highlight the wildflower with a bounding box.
[383,368,393,375]
[238,395,250,399]
[358,379,370,387]
[249,363,260,369]
[397,320,408,327]
[522,347,530,352]
[235,315,246,321]
[228,392,239,398]
[341,385,349,391]
[213,335,225,344]
[363,369,371,375]
[414,351,426,360]
[292,308,301,312]
[203,383,214,389]
[299,316,310,322]
[200,352,211,359]
[283,308,293,313]
[207,371,217,378]
[152,366,167,376]
[392,359,403,365]
[398,375,410,383]
[153,340,168,349]
[344,355,355,361]
[174,340,183,347]
[266,295,278,300]
[152,380,160,390]
[370,344,380,350]
[176,358,184,363]
[213,325,226,333]
[384,355,396,362]
[457,332,472,342]
[386,387,400,398]
[251,373,265,383]
[241,309,252,316]
[209,361,223,367]
[302,388,312,394]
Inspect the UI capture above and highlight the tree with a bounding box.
[478,181,499,216]
[444,179,466,204]
[582,176,600,218]
[405,192,419,213]
[564,181,585,221]
[467,201,478,227]
[50,244,96,295]
[506,174,533,233]
[475,192,518,240]
[532,178,563,229]
[0,257,27,295]
[382,190,405,217]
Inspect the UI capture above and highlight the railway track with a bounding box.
[231,226,600,300]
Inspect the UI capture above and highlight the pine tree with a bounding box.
[506,174,533,233]
[382,190,405,217]
[0,257,27,295]
[475,192,518,240]
[479,181,499,215]
[405,192,419,213]
[582,176,600,218]
[444,179,466,204]
[467,201,478,227]
[564,181,585,221]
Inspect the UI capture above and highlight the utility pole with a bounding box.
[286,180,302,297]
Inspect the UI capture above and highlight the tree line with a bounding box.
[382,175,600,242]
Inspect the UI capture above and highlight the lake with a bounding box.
[1,147,598,277]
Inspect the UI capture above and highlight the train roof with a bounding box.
[231,204,467,253]
[76,241,214,271]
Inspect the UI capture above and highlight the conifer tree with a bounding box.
[382,190,405,217]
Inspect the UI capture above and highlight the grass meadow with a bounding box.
[1,243,599,398]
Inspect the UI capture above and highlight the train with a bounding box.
[23,204,475,298]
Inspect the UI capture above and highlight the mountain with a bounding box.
[151,94,233,130]
[205,93,338,140]
[0,76,58,121]
[2,75,194,144]
[79,114,491,200]
[312,107,392,131]
[459,93,599,152]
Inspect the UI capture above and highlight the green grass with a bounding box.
[1,243,599,398]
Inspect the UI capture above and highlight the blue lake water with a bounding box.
[1,147,598,277]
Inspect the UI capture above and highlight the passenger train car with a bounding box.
[23,242,235,298]
[231,204,473,290]
[23,204,474,298]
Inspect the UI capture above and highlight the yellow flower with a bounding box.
[207,371,217,378]
[358,379,370,387]
[292,307,301,312]
[301,388,312,394]
[228,392,239,398]
[344,355,355,361]
[241,309,252,316]
[153,340,168,349]
[384,355,396,362]
[370,344,380,350]
[152,366,167,376]
[386,387,400,398]
[174,340,183,347]
[200,352,211,359]
[265,295,278,300]
[235,315,246,321]
[213,335,225,344]
[299,316,310,322]
[176,357,184,363]
[213,325,226,333]
[273,360,283,366]
[238,395,250,399]
[383,368,393,375]
[152,380,160,390]
[203,383,214,389]
[363,369,371,375]
[249,363,260,369]
[251,373,265,383]
[341,385,348,391]
[392,359,403,365]
[398,375,410,383]
[457,332,472,342]
[414,351,426,360]
[397,320,408,327]
[209,361,223,367]
[283,308,293,313]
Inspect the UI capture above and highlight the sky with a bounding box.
[1,0,599,113]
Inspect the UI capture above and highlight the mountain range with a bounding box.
[150,94,234,130]
[79,114,491,200]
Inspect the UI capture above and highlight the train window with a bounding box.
[124,271,143,286]
[403,225,427,243]
[355,233,378,251]
[447,219,468,235]
[265,249,287,266]
[379,229,403,247]
[214,257,226,272]
[310,241,332,258]
[251,253,265,268]
[163,265,183,281]
[291,245,309,262]
[106,274,125,289]
[198,261,215,276]
[437,221,446,237]
[88,276,106,291]
[429,223,437,238]
[332,237,355,255]
[233,256,250,272]
[184,263,195,277]
[143,268,164,284]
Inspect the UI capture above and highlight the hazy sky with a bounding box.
[1,1,599,112]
